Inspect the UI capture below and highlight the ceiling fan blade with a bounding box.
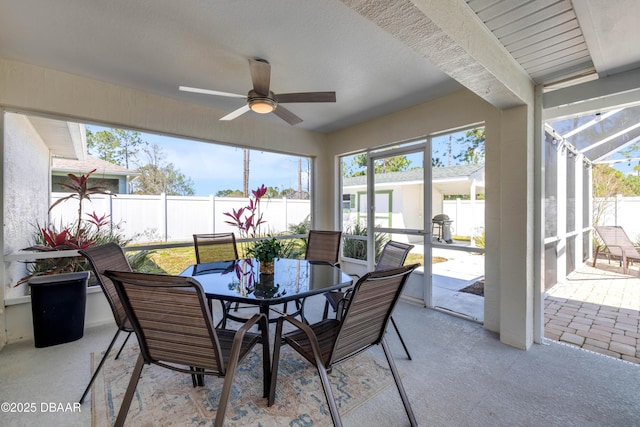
[275,92,336,103]
[220,105,251,121]
[249,59,271,95]
[273,105,303,125]
[179,85,246,99]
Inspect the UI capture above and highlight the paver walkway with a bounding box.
[544,259,640,364]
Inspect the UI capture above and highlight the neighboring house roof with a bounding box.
[343,163,484,187]
[52,155,140,177]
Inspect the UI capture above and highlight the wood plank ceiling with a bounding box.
[466,0,594,85]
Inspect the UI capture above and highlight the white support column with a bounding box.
[574,153,584,270]
[556,142,567,282]
[498,105,534,350]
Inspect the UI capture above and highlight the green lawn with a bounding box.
[127,247,195,275]
[132,245,447,274]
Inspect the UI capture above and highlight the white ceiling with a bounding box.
[1,0,639,133]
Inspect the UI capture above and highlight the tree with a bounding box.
[454,128,485,164]
[86,128,147,169]
[265,186,280,198]
[344,154,412,177]
[592,164,633,227]
[215,189,244,197]
[130,144,195,196]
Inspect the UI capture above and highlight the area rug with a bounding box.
[91,343,397,426]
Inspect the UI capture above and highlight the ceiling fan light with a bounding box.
[250,101,275,114]
[248,95,277,114]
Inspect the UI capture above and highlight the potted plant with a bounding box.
[20,169,128,347]
[20,169,116,282]
[246,236,283,274]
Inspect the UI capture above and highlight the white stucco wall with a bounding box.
[3,113,50,298]
[0,59,535,350]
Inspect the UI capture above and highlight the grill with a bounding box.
[432,214,453,243]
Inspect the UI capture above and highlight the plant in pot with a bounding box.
[246,236,283,274]
[20,169,136,347]
[19,169,130,285]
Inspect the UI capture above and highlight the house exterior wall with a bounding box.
[3,113,50,298]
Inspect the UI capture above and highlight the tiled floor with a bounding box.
[544,259,640,363]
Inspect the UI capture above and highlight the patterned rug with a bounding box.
[91,343,397,426]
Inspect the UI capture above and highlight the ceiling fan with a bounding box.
[180,58,336,125]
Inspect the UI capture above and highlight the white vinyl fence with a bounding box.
[595,196,640,241]
[48,194,640,245]
[442,199,485,238]
[50,193,311,243]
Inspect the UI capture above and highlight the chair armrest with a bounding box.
[276,315,325,367]
[226,313,268,369]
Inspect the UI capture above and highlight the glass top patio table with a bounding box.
[180,258,353,322]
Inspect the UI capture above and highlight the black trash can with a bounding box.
[29,271,89,348]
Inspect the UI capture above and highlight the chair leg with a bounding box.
[593,246,601,267]
[79,328,121,404]
[296,298,309,324]
[114,352,145,427]
[390,316,412,360]
[316,364,343,427]
[214,315,266,427]
[114,331,133,360]
[381,337,417,427]
[189,367,204,387]
[216,299,229,329]
[268,319,285,406]
[322,300,330,319]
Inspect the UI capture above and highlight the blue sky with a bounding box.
[87,125,309,196]
[87,125,482,195]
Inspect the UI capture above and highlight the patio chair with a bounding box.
[305,230,342,266]
[77,243,135,404]
[193,233,242,327]
[282,230,343,320]
[323,240,415,359]
[269,264,419,427]
[193,233,238,264]
[105,270,270,427]
[593,226,640,274]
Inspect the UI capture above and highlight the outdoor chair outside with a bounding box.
[105,270,270,427]
[77,243,134,404]
[323,240,415,359]
[593,226,640,274]
[269,264,419,427]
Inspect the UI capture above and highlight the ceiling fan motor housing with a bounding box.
[248,90,277,113]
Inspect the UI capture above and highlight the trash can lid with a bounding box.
[28,271,90,285]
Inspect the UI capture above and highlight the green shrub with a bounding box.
[342,222,388,261]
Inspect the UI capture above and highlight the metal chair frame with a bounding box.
[78,243,134,404]
[269,265,419,427]
[323,240,415,359]
[106,270,270,427]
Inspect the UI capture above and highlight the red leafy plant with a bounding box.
[223,185,268,255]
[19,170,128,284]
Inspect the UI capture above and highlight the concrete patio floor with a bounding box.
[544,259,640,364]
[2,289,640,426]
